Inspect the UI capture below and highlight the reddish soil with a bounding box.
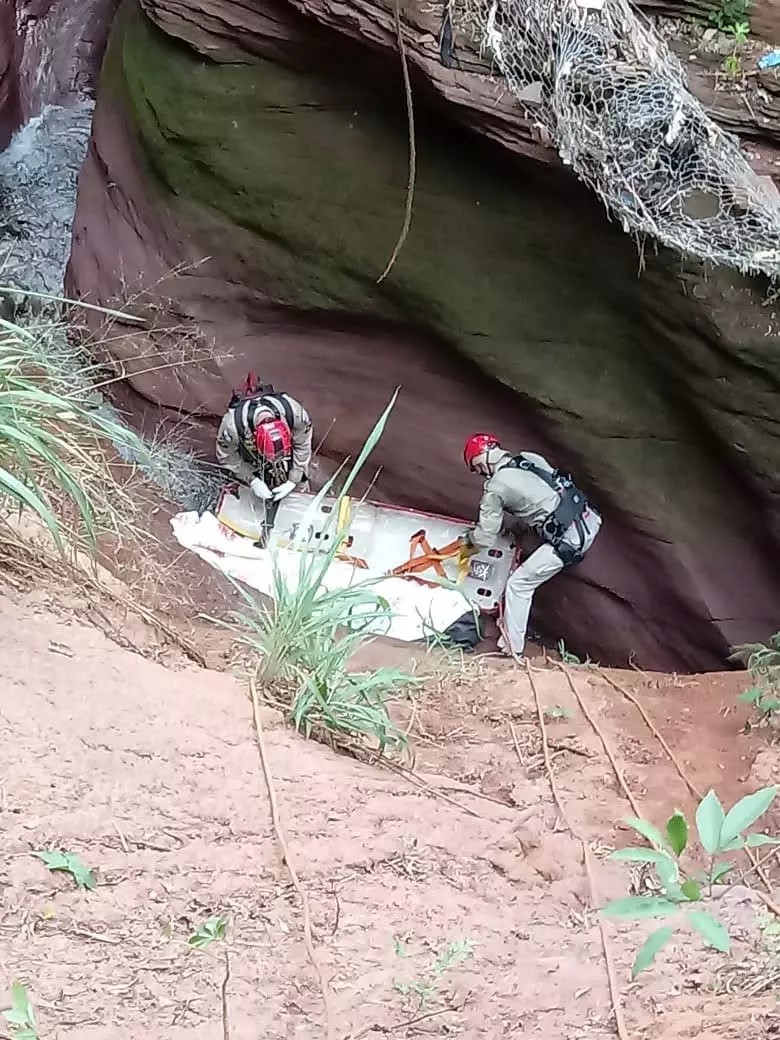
[1,566,780,1039]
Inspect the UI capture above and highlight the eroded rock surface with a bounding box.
[61,0,780,670]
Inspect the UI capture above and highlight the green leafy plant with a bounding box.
[603,787,779,977]
[32,850,97,890]
[216,391,420,752]
[716,15,751,76]
[2,982,38,1040]
[394,937,475,1007]
[557,639,581,666]
[187,915,229,949]
[708,0,751,32]
[731,633,780,723]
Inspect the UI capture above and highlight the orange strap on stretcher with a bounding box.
[390,530,474,584]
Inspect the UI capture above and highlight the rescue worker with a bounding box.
[216,374,313,501]
[463,433,601,659]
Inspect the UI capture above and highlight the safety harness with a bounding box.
[506,454,592,567]
[229,375,296,467]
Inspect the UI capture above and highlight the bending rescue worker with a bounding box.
[463,434,601,659]
[216,374,313,501]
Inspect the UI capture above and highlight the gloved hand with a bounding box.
[272,479,296,501]
[458,531,479,559]
[250,477,273,500]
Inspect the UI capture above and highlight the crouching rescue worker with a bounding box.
[463,434,601,659]
[216,374,313,502]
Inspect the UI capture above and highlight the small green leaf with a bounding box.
[32,850,96,890]
[631,925,676,978]
[10,983,30,1016]
[187,914,229,949]
[681,879,702,901]
[602,896,679,921]
[610,848,673,865]
[720,787,778,846]
[738,687,762,704]
[720,837,745,852]
[4,1011,29,1026]
[688,910,731,954]
[666,812,688,856]
[744,834,780,848]
[655,855,680,891]
[695,791,725,854]
[3,982,36,1040]
[709,862,732,884]
[624,816,671,852]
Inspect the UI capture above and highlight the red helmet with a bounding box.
[255,418,293,464]
[464,433,500,470]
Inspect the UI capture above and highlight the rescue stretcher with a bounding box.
[215,483,516,615]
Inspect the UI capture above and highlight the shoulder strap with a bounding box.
[260,392,295,430]
[509,454,559,491]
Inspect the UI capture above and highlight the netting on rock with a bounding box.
[451,0,780,277]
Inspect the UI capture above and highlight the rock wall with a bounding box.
[0,0,19,147]
[64,0,780,670]
[0,0,118,147]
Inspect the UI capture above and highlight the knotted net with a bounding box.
[451,0,780,277]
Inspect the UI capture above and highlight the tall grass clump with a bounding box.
[0,307,149,553]
[224,391,420,754]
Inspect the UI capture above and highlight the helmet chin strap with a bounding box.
[482,446,509,475]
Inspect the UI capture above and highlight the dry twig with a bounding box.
[524,661,629,1040]
[221,949,231,1040]
[249,677,334,1040]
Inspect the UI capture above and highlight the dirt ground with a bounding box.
[2,555,780,1040]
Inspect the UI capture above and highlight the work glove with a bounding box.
[250,477,273,500]
[457,531,478,562]
[272,479,296,502]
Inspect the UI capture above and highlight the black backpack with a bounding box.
[228,373,295,465]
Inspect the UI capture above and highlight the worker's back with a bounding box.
[486,451,560,530]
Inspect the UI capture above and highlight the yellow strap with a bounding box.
[337,496,351,536]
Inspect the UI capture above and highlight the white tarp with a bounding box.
[170,510,477,642]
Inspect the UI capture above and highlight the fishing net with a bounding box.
[451,0,780,278]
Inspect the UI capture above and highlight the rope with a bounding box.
[557,663,644,820]
[249,677,335,1040]
[523,661,630,1040]
[377,0,417,283]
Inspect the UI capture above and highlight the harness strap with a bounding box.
[261,393,296,431]
[507,453,591,568]
[232,393,296,467]
[233,402,254,465]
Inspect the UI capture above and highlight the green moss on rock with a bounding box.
[106,3,779,552]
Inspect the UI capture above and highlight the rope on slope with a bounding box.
[249,677,335,1040]
[556,663,643,820]
[522,660,630,1040]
